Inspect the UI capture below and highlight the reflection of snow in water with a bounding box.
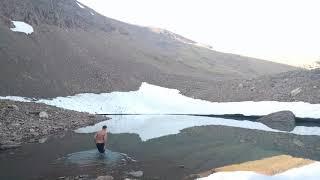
[63,149,131,166]
[1,82,320,118]
[199,162,320,180]
[75,115,320,141]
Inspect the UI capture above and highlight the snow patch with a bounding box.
[198,162,320,180]
[1,82,320,119]
[76,2,85,8]
[0,96,32,102]
[34,82,320,119]
[10,21,34,34]
[187,42,213,50]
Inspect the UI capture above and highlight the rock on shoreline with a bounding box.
[257,111,296,131]
[0,100,105,148]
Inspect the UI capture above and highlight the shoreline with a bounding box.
[0,99,106,150]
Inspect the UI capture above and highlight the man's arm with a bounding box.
[104,132,108,143]
[93,133,97,143]
[103,132,108,149]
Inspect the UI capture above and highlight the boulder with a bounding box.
[293,139,304,147]
[11,123,21,127]
[38,137,48,143]
[39,111,49,119]
[7,104,19,111]
[290,88,302,97]
[96,176,114,180]
[257,111,296,131]
[0,143,21,150]
[128,171,143,178]
[183,174,201,180]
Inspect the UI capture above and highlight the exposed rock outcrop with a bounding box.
[290,87,302,97]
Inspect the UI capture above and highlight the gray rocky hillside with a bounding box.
[179,69,320,103]
[0,0,296,99]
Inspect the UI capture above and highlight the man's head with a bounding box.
[102,125,107,130]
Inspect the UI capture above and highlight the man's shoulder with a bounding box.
[98,130,106,134]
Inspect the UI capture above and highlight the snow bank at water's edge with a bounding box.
[1,82,318,118]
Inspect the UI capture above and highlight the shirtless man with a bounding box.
[94,125,108,153]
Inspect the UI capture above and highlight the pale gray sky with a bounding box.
[79,0,319,66]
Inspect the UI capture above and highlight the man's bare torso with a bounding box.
[95,130,107,144]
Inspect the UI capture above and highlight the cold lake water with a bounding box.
[2,115,320,180]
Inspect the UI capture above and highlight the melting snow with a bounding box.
[0,96,32,102]
[187,42,213,50]
[10,21,34,34]
[198,162,320,180]
[29,82,320,119]
[1,82,320,119]
[76,2,85,8]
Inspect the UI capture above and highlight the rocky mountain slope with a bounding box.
[0,0,296,98]
[180,69,320,103]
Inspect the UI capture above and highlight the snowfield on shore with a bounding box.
[1,82,319,118]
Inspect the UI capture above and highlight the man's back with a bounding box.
[95,125,108,153]
[95,130,106,143]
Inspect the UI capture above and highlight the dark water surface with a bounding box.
[1,115,320,180]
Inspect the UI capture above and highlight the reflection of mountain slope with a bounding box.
[107,125,320,179]
[0,0,295,98]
